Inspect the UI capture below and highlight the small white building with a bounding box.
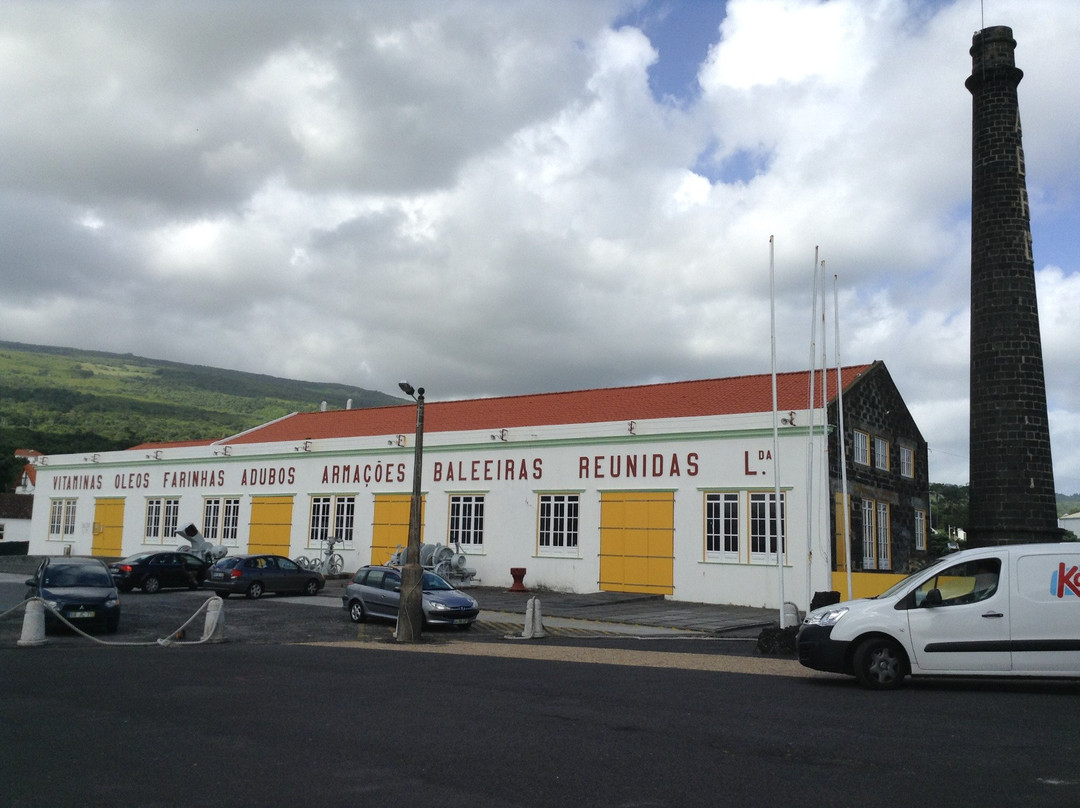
[24,361,928,609]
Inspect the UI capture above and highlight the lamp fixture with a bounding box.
[491,428,508,441]
[628,420,636,435]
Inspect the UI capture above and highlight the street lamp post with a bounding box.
[396,381,425,643]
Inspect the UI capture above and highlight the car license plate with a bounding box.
[212,571,224,579]
[69,610,95,618]
[451,618,469,625]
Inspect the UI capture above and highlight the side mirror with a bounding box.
[25,578,36,588]
[923,588,943,607]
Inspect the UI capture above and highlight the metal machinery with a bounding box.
[175,523,229,563]
[389,542,477,586]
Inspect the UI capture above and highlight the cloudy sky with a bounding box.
[2,0,1078,490]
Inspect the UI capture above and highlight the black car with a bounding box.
[108,551,210,593]
[25,557,121,633]
[203,554,325,599]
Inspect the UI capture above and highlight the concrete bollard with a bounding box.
[201,596,226,643]
[18,599,48,647]
[530,597,547,639]
[519,597,547,640]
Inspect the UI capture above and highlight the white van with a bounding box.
[797,542,1080,689]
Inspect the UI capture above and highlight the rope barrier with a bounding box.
[4,596,226,648]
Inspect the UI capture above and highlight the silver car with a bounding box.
[343,565,479,628]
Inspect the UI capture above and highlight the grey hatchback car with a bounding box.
[343,565,479,627]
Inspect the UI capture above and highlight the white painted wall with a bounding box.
[26,408,833,609]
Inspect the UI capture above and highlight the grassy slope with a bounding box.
[0,341,401,483]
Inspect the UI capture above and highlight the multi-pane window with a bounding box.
[309,495,356,547]
[203,497,241,546]
[861,499,876,569]
[538,494,579,557]
[900,446,914,478]
[48,498,77,541]
[876,502,891,569]
[705,492,739,561]
[749,492,786,561]
[873,437,890,471]
[915,509,927,551]
[860,499,892,570]
[853,431,870,465]
[449,495,485,550]
[144,497,180,543]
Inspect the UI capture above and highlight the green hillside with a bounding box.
[0,341,402,486]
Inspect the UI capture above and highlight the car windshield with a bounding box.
[42,565,112,588]
[872,555,954,600]
[421,572,454,591]
[119,552,156,564]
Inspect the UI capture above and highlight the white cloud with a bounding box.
[0,0,1077,489]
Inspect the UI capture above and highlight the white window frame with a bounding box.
[705,492,739,562]
[873,436,890,471]
[861,499,876,570]
[48,498,77,541]
[538,493,579,557]
[900,446,914,478]
[915,508,927,551]
[144,497,180,544]
[449,494,485,551]
[749,492,786,563]
[876,502,891,570]
[308,495,356,548]
[203,497,241,547]
[853,430,870,466]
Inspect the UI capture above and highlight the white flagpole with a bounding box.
[834,274,853,600]
[770,236,786,626]
[804,246,820,608]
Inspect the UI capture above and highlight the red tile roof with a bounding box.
[222,364,875,445]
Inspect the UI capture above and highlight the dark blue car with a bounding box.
[26,557,121,634]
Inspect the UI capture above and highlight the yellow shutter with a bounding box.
[249,496,294,555]
[599,491,674,595]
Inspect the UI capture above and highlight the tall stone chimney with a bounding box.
[965,26,1059,545]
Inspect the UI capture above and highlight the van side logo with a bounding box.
[1051,563,1080,598]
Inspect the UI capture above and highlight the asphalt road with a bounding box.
[3,580,1080,808]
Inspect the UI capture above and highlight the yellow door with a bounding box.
[249,496,294,555]
[91,498,125,557]
[371,493,425,565]
[599,491,674,595]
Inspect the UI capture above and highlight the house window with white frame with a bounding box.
[144,497,180,544]
[203,497,241,546]
[876,501,891,569]
[48,498,77,541]
[749,492,786,562]
[873,436,890,471]
[705,492,739,561]
[538,494,579,557]
[309,495,356,548]
[915,508,927,551]
[900,446,914,478]
[449,494,484,550]
[861,499,876,569]
[854,430,870,466]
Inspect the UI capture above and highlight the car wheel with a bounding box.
[348,600,366,623]
[853,636,907,690]
[106,614,120,634]
[142,576,161,594]
[246,581,264,599]
[303,579,319,596]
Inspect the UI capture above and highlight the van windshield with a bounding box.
[872,555,953,599]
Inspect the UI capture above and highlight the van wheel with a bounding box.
[853,637,907,690]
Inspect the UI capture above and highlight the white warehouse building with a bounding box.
[25,361,929,610]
